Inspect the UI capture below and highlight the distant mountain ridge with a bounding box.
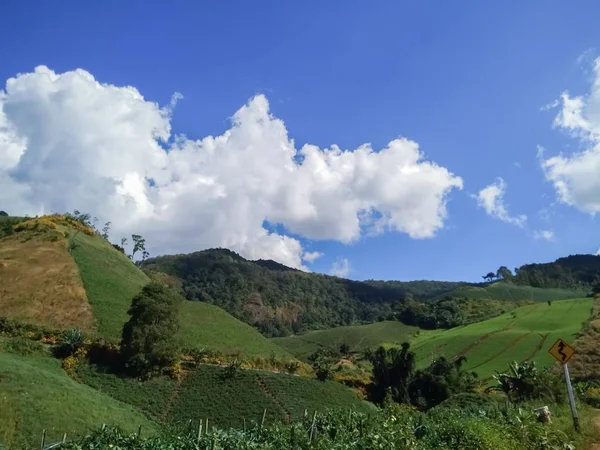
[142,249,597,337]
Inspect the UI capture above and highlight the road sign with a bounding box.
[548,338,575,364]
[547,338,579,431]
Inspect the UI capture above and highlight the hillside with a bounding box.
[0,215,291,359]
[0,343,158,449]
[443,282,585,303]
[411,298,593,380]
[77,362,374,429]
[512,254,600,289]
[273,321,419,360]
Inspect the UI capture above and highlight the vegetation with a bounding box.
[410,298,593,380]
[54,401,595,450]
[512,254,600,289]
[121,282,181,375]
[273,320,418,360]
[77,362,372,429]
[0,350,158,449]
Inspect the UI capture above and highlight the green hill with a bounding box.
[273,321,419,360]
[0,216,291,359]
[410,298,593,380]
[444,282,586,303]
[77,362,374,429]
[0,345,158,449]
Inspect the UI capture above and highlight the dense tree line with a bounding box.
[143,249,408,336]
[512,254,600,289]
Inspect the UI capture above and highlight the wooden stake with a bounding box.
[137,424,142,438]
[260,409,267,430]
[197,420,203,443]
[62,433,67,443]
[40,429,46,450]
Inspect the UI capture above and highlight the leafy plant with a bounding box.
[56,328,85,357]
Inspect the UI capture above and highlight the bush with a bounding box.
[55,328,85,357]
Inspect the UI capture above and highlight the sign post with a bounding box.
[548,338,579,431]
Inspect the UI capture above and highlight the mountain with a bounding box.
[513,254,600,289]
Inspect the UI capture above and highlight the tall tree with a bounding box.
[0,211,8,217]
[482,272,496,282]
[496,266,513,281]
[101,221,111,240]
[121,282,180,375]
[131,234,146,260]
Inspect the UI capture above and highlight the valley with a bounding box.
[1,213,600,449]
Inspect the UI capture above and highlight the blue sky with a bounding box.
[1,1,599,281]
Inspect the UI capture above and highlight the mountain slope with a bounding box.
[273,321,419,360]
[0,349,158,449]
[0,215,291,359]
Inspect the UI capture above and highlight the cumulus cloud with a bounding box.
[595,247,600,256]
[0,66,463,269]
[476,178,527,227]
[330,257,351,277]
[533,230,555,241]
[302,251,323,263]
[540,57,600,214]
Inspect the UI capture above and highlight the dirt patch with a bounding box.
[0,234,95,331]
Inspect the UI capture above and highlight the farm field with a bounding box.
[410,298,593,379]
[272,321,419,360]
[77,363,374,429]
[446,282,586,303]
[0,349,158,449]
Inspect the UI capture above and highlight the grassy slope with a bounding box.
[77,363,374,429]
[0,350,158,449]
[447,282,586,302]
[273,321,418,360]
[70,232,291,358]
[410,298,593,379]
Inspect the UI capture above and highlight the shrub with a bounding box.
[284,361,300,374]
[55,328,85,357]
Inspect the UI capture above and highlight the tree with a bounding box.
[496,266,513,281]
[369,343,415,404]
[482,272,496,282]
[120,282,180,375]
[0,211,8,216]
[131,234,146,260]
[340,343,350,356]
[101,221,111,240]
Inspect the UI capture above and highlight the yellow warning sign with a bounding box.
[548,338,576,364]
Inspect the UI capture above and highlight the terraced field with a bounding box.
[273,321,418,360]
[411,298,593,380]
[77,363,374,429]
[446,283,586,303]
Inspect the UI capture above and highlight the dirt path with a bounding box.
[254,375,292,424]
[161,370,188,423]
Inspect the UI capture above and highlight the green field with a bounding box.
[273,321,419,360]
[77,363,373,429]
[70,232,291,358]
[446,282,586,302]
[0,349,158,449]
[411,298,593,379]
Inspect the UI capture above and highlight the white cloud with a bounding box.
[0,66,463,269]
[475,178,527,227]
[330,257,351,277]
[540,57,600,214]
[302,251,323,263]
[533,230,555,241]
[595,247,600,256]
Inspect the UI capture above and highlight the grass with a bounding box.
[0,233,95,331]
[77,362,373,430]
[179,301,292,358]
[447,282,586,302]
[70,232,150,338]
[0,350,158,449]
[272,321,418,360]
[410,298,593,379]
[70,231,290,358]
